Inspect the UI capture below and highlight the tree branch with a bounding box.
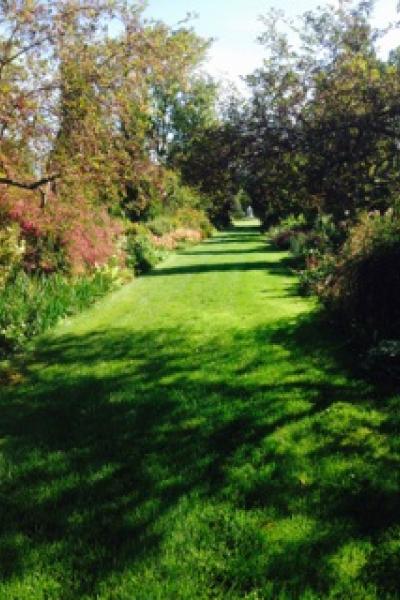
[0,174,60,190]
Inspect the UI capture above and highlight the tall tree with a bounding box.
[0,1,211,217]
[238,0,400,224]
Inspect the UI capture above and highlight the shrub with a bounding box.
[298,252,337,296]
[270,213,345,257]
[0,221,25,289]
[2,190,124,275]
[0,267,121,353]
[146,215,175,236]
[146,207,213,239]
[151,228,203,251]
[125,225,163,274]
[173,207,214,237]
[269,213,307,249]
[311,211,400,341]
[292,215,343,257]
[126,207,212,273]
[163,172,207,214]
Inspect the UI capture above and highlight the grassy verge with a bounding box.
[0,222,398,599]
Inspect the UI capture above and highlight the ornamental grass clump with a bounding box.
[0,268,118,353]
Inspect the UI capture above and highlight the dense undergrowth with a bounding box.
[269,210,400,376]
[0,268,122,353]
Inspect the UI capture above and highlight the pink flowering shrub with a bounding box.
[1,190,124,274]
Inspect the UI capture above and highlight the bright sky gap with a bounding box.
[144,0,399,88]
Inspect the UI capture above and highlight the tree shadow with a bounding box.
[0,315,398,596]
[150,255,298,278]
[226,224,261,234]
[205,235,261,244]
[180,247,269,256]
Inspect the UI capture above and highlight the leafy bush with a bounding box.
[269,213,307,249]
[0,267,121,353]
[125,225,164,274]
[126,207,212,273]
[298,252,337,296]
[270,213,344,260]
[0,221,25,289]
[173,207,214,237]
[146,207,213,239]
[163,172,207,214]
[267,212,346,297]
[151,228,203,251]
[291,214,344,257]
[2,190,124,275]
[310,211,400,340]
[146,215,175,236]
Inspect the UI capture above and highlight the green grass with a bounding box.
[0,221,399,599]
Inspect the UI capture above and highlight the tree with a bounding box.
[0,1,212,219]
[0,0,119,194]
[235,1,400,225]
[147,29,213,162]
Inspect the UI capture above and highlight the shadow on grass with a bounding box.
[150,261,291,277]
[0,310,399,596]
[180,247,269,256]
[179,241,285,258]
[150,255,298,278]
[205,235,261,244]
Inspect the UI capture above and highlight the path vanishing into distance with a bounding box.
[0,222,398,599]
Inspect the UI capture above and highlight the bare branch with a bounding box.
[0,173,60,190]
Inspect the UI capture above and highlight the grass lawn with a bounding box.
[0,221,399,599]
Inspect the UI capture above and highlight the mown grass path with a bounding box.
[0,222,399,599]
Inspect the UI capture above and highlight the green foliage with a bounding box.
[300,211,400,341]
[0,267,120,352]
[146,215,176,236]
[125,225,163,275]
[171,206,214,237]
[164,175,207,213]
[289,215,345,268]
[269,214,307,249]
[269,213,345,296]
[177,119,242,228]
[161,75,218,164]
[213,2,400,228]
[230,189,247,218]
[0,222,25,289]
[126,206,212,274]
[369,526,400,594]
[298,252,337,296]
